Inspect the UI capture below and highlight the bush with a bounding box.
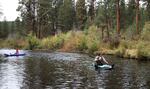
[119,40,128,49]
[137,41,150,59]
[87,41,99,54]
[76,36,88,52]
[41,34,65,50]
[86,25,101,53]
[115,46,126,57]
[125,24,137,40]
[109,36,120,49]
[27,34,40,50]
[141,22,150,41]
[62,31,84,51]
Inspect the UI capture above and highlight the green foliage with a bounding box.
[58,0,75,32]
[62,31,85,51]
[125,24,137,39]
[141,22,150,41]
[76,0,87,30]
[137,41,150,59]
[88,0,95,21]
[115,45,126,57]
[120,0,126,29]
[127,0,136,26]
[108,35,120,49]
[37,0,54,37]
[76,35,88,51]
[27,34,40,50]
[0,19,9,38]
[0,37,28,49]
[86,26,101,53]
[87,41,99,54]
[41,34,65,50]
[142,0,150,21]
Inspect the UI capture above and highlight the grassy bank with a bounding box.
[0,22,150,60]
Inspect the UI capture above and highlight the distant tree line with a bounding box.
[0,0,149,39]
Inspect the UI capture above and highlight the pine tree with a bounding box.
[136,0,140,34]
[116,0,120,35]
[127,0,136,26]
[88,0,95,22]
[57,0,75,32]
[120,0,126,30]
[2,17,9,38]
[142,0,150,21]
[17,0,37,36]
[15,17,21,35]
[76,0,87,30]
[37,0,53,38]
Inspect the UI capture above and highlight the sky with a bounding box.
[0,0,19,21]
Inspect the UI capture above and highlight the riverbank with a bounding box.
[0,23,150,60]
[0,40,149,60]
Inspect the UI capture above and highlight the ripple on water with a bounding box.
[0,50,150,89]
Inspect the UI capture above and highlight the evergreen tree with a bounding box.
[0,21,3,38]
[57,0,75,32]
[95,0,116,38]
[127,0,136,26]
[17,0,37,35]
[136,0,140,34]
[10,21,15,35]
[37,0,53,38]
[116,0,121,35]
[76,0,87,30]
[120,0,126,30]
[88,0,95,22]
[2,17,9,38]
[15,17,21,35]
[142,0,150,21]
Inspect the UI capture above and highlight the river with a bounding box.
[0,49,150,89]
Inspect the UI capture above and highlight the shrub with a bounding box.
[76,34,88,51]
[87,41,99,54]
[137,41,150,59]
[119,40,128,49]
[125,24,137,40]
[109,36,120,49]
[41,34,65,50]
[141,21,150,41]
[115,46,126,57]
[86,25,101,53]
[62,31,84,51]
[27,34,40,50]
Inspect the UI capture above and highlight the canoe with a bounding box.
[94,63,114,70]
[4,53,26,57]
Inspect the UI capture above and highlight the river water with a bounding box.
[0,49,150,89]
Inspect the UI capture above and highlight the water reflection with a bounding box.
[0,50,150,89]
[0,59,24,89]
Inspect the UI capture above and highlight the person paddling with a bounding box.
[94,53,109,65]
[94,53,109,70]
[15,48,19,55]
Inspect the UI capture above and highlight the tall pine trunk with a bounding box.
[136,0,140,34]
[116,0,120,36]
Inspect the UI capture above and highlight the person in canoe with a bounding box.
[94,53,109,65]
[15,48,19,55]
[94,53,109,69]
